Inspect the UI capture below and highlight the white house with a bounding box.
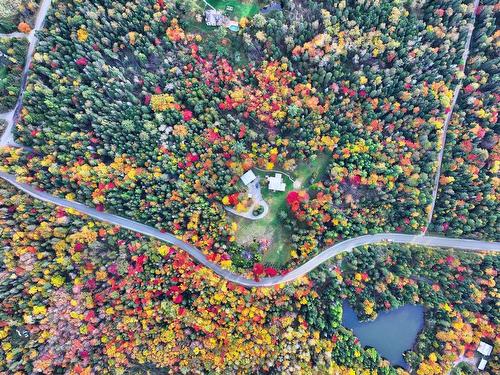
[477,341,493,356]
[267,173,286,192]
[205,9,226,27]
[240,170,256,186]
[478,358,488,370]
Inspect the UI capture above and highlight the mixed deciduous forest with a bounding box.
[0,0,498,373]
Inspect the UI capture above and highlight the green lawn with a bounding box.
[230,170,293,267]
[181,1,253,67]
[231,198,291,266]
[293,154,331,189]
[206,0,261,18]
[229,154,331,267]
[182,18,213,34]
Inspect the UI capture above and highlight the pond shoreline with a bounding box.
[342,301,425,369]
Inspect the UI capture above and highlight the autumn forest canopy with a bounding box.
[0,0,498,373]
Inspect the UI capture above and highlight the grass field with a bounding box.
[293,154,331,189]
[230,155,331,267]
[182,18,213,34]
[181,1,254,67]
[206,0,261,18]
[232,206,291,265]
[231,192,292,266]
[230,170,293,266]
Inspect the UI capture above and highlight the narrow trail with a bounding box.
[424,0,480,232]
[1,172,499,287]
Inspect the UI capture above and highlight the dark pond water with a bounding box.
[342,302,424,368]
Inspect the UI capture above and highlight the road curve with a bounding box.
[1,172,499,288]
[1,0,498,287]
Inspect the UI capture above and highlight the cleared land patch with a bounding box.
[230,154,331,267]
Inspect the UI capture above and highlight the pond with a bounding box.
[342,302,424,368]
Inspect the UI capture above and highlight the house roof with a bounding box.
[205,9,226,26]
[478,358,488,370]
[240,170,256,185]
[267,173,286,191]
[478,341,493,356]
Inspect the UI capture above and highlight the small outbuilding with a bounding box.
[240,170,257,186]
[477,341,493,356]
[267,173,286,192]
[478,358,488,370]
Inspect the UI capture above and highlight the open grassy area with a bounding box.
[206,0,261,19]
[229,170,293,267]
[293,154,331,189]
[180,1,253,67]
[182,18,213,34]
[231,195,291,266]
[229,154,331,267]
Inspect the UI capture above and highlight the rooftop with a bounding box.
[477,341,493,356]
[267,173,286,192]
[241,170,256,185]
[205,9,227,26]
[478,358,488,370]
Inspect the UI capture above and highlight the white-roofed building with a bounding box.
[240,170,256,186]
[267,173,286,192]
[477,341,493,356]
[478,358,488,370]
[205,9,227,26]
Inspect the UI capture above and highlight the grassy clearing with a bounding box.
[181,1,252,67]
[206,0,261,19]
[182,18,213,34]
[230,154,332,267]
[230,170,293,267]
[294,154,331,189]
[231,190,291,267]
